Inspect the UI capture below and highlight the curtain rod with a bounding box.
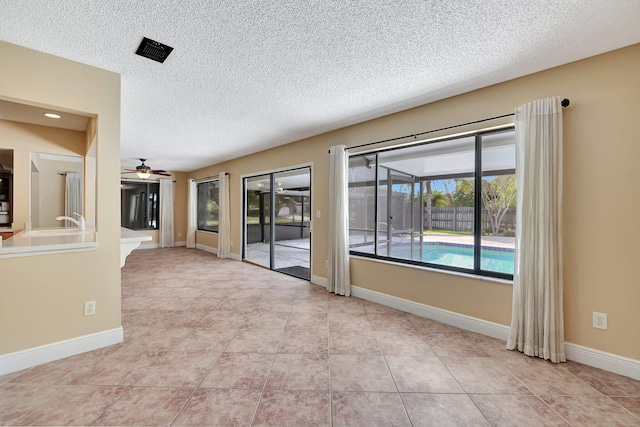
[329,98,570,154]
[121,177,177,183]
[195,172,229,182]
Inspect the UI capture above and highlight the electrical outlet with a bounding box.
[84,301,96,316]
[178,232,182,237]
[326,260,329,268]
[593,312,607,330]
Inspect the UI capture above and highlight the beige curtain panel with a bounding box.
[507,96,565,363]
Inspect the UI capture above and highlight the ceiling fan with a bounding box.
[122,158,171,179]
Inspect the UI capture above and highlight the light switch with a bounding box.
[316,210,321,218]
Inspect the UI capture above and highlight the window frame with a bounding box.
[120,180,160,230]
[348,127,516,281]
[196,179,220,233]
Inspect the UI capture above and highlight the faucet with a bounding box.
[55,212,86,231]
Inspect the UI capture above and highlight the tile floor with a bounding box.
[2,247,640,426]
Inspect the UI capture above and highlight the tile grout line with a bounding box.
[168,286,245,426]
[248,287,291,427]
[372,315,415,427]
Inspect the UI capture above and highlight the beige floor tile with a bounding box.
[471,394,569,426]
[10,384,126,426]
[253,299,295,312]
[427,331,492,357]
[373,330,435,356]
[442,356,531,394]
[136,351,220,387]
[200,352,274,389]
[329,329,381,354]
[328,312,372,331]
[278,328,329,354]
[92,386,193,426]
[291,298,329,313]
[332,391,411,427]
[253,390,330,426]
[502,357,602,395]
[541,395,640,426]
[330,354,396,392]
[402,393,490,427]
[265,353,329,391]
[172,328,236,352]
[173,388,261,426]
[224,327,283,353]
[611,397,640,418]
[285,312,328,330]
[367,313,415,331]
[197,309,247,329]
[565,361,640,396]
[243,310,290,329]
[71,350,165,386]
[4,248,638,427]
[386,356,464,393]
[0,383,66,425]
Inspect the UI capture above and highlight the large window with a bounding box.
[197,180,220,232]
[348,128,516,279]
[121,181,159,230]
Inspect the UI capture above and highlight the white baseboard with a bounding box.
[565,343,640,381]
[196,243,217,254]
[138,242,186,250]
[311,275,328,288]
[350,284,640,381]
[351,285,509,340]
[195,243,242,261]
[0,327,123,376]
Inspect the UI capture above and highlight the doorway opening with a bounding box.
[243,166,311,280]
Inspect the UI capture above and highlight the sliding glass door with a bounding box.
[244,174,271,269]
[243,167,311,280]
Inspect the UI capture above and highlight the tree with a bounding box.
[424,181,432,230]
[451,178,474,207]
[424,182,448,230]
[431,190,448,207]
[481,175,516,236]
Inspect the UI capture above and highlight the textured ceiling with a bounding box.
[0,1,639,172]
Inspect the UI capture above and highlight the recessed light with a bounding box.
[44,113,61,119]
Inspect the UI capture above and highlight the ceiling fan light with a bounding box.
[136,171,151,179]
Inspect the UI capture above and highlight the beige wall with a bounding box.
[0,41,121,354]
[189,44,640,361]
[0,121,86,230]
[36,158,83,228]
[173,172,188,244]
[85,117,97,223]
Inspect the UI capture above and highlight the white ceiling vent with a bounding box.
[135,37,173,63]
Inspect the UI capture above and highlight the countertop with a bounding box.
[0,226,98,258]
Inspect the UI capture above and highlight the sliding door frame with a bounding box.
[241,162,314,279]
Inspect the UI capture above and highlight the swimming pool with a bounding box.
[391,243,514,275]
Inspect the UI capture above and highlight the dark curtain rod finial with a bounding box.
[561,98,570,107]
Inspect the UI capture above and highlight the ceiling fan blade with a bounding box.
[152,171,172,176]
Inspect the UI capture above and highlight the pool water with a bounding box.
[392,244,514,274]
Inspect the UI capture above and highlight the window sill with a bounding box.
[349,254,513,286]
[196,229,219,234]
